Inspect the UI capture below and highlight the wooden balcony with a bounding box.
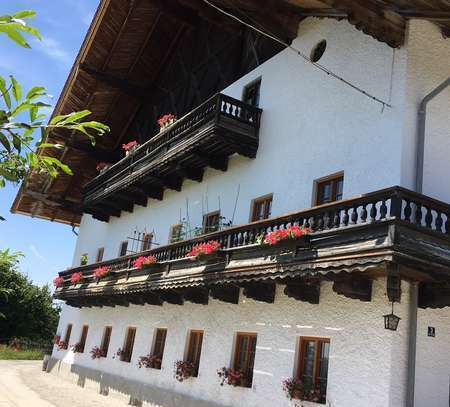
[56,187,450,309]
[83,93,262,221]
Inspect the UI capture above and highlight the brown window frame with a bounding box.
[121,327,136,363]
[119,241,128,257]
[151,328,167,369]
[297,337,330,403]
[62,323,72,350]
[142,233,153,251]
[100,326,112,358]
[250,194,273,222]
[78,325,89,353]
[169,224,183,243]
[233,332,257,388]
[314,173,344,206]
[185,330,204,377]
[96,247,104,262]
[203,211,220,234]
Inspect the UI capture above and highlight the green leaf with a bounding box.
[26,86,46,100]
[41,156,73,176]
[0,75,11,109]
[0,132,10,152]
[9,76,22,102]
[12,10,36,19]
[12,134,21,153]
[0,168,19,182]
[0,25,30,48]
[37,142,63,149]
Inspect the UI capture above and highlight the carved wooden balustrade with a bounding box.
[59,186,450,284]
[83,93,262,221]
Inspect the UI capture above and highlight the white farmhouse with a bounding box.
[12,1,450,406]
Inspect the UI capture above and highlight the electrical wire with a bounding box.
[202,0,392,109]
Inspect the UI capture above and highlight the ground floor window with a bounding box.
[186,330,203,377]
[121,327,136,362]
[151,328,167,368]
[234,332,257,387]
[77,325,89,353]
[61,324,72,349]
[298,337,330,403]
[100,326,112,357]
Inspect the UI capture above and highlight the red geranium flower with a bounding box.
[157,114,177,127]
[132,255,157,269]
[96,162,111,171]
[70,272,83,283]
[122,140,138,151]
[263,225,311,245]
[93,266,111,279]
[53,276,64,287]
[186,240,221,258]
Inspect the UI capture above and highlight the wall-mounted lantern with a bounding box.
[384,302,401,331]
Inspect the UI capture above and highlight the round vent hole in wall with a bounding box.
[310,40,327,63]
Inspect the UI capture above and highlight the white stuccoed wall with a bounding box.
[53,279,410,407]
[73,17,411,266]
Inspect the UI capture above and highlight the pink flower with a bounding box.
[96,162,111,171]
[186,241,221,258]
[122,140,138,151]
[157,114,177,127]
[93,266,111,278]
[263,225,310,245]
[70,272,83,284]
[132,255,157,269]
[53,276,64,287]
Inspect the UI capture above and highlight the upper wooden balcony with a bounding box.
[83,93,262,221]
[56,187,450,309]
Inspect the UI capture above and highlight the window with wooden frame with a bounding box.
[243,78,261,107]
[61,323,72,349]
[250,194,273,222]
[314,174,344,206]
[297,337,330,403]
[151,328,167,368]
[78,325,89,353]
[203,211,220,234]
[185,330,204,377]
[121,327,136,363]
[141,233,153,251]
[233,333,257,387]
[119,241,128,257]
[96,247,104,262]
[100,326,112,357]
[169,224,183,243]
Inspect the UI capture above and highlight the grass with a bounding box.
[0,344,44,360]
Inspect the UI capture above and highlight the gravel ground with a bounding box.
[0,360,127,407]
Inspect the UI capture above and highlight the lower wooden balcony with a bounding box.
[55,186,450,309]
[83,93,262,222]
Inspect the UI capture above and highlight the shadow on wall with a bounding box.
[46,358,225,407]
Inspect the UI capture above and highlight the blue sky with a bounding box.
[0,0,99,287]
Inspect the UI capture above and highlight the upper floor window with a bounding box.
[80,253,88,266]
[314,173,344,206]
[298,337,330,403]
[233,332,257,387]
[203,211,220,234]
[121,327,136,363]
[119,241,128,257]
[142,233,153,251]
[78,325,89,353]
[100,326,112,357]
[61,323,72,350]
[169,224,183,243]
[186,330,204,377]
[243,78,261,107]
[251,194,272,222]
[96,247,104,262]
[151,328,167,369]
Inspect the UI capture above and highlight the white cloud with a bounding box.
[29,244,48,264]
[33,37,72,66]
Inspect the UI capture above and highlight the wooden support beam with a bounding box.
[175,165,204,182]
[143,292,163,306]
[65,139,121,162]
[66,300,82,308]
[112,296,130,307]
[242,282,275,303]
[136,182,164,200]
[386,263,401,303]
[182,287,209,305]
[159,290,184,305]
[210,285,239,304]
[284,280,320,304]
[419,282,450,309]
[127,294,146,305]
[333,276,372,302]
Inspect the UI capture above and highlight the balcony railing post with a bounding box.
[389,192,403,219]
[214,93,222,125]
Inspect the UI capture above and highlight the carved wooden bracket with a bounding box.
[183,287,209,305]
[284,281,320,304]
[242,282,276,303]
[159,290,184,305]
[210,284,240,304]
[333,276,372,302]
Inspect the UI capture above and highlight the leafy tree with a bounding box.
[0,11,109,199]
[0,249,59,342]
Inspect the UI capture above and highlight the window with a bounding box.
[80,254,88,266]
[315,174,344,206]
[100,326,112,357]
[96,247,104,262]
[62,324,72,350]
[151,328,167,368]
[121,327,136,362]
[169,224,183,243]
[119,241,128,257]
[233,333,257,387]
[251,194,272,222]
[142,233,153,251]
[310,40,327,63]
[243,78,261,107]
[78,325,89,353]
[298,337,330,403]
[203,211,220,234]
[186,330,204,377]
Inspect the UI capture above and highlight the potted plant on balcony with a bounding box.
[53,276,64,287]
[96,162,112,173]
[282,377,323,403]
[138,354,162,369]
[257,225,311,252]
[90,346,103,359]
[93,266,111,280]
[217,367,248,387]
[174,360,196,382]
[157,114,177,131]
[70,272,83,284]
[80,254,88,266]
[57,340,67,351]
[71,342,84,353]
[132,255,157,270]
[122,140,139,156]
[53,335,61,346]
[186,240,223,262]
